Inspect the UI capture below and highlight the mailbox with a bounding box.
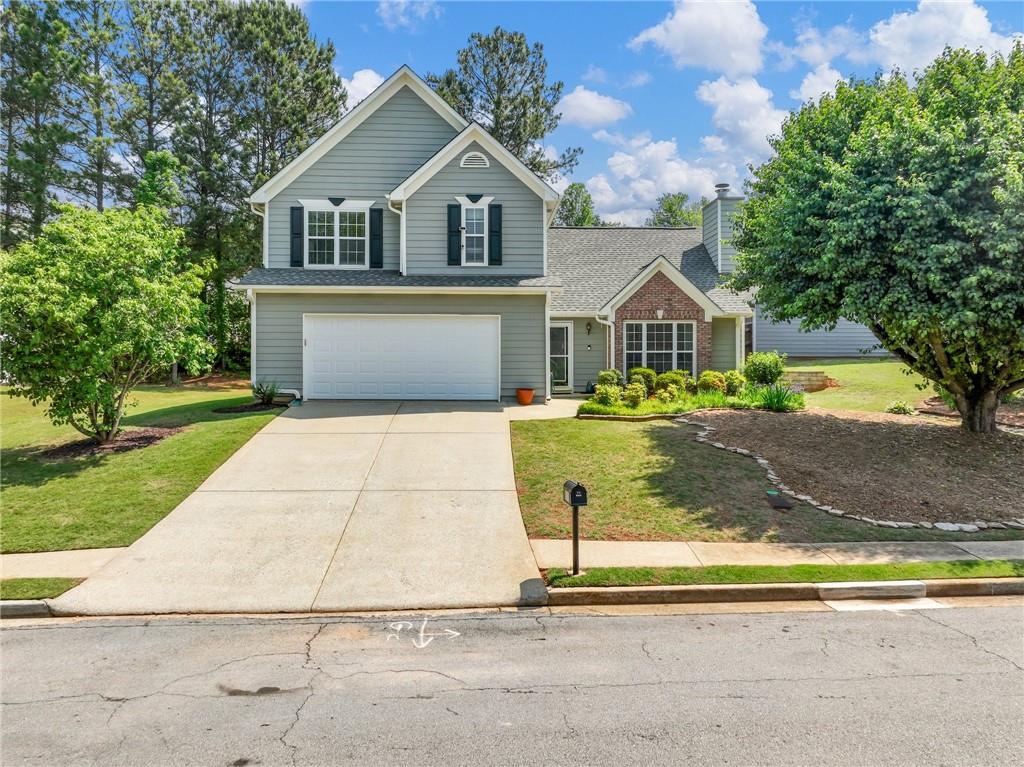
[563,480,588,507]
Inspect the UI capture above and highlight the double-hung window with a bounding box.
[455,195,494,267]
[300,199,373,269]
[623,321,696,375]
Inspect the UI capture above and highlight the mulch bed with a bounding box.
[211,402,286,414]
[690,409,1024,523]
[39,426,184,461]
[917,397,1024,429]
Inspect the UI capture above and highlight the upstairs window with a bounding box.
[299,199,373,269]
[454,195,494,267]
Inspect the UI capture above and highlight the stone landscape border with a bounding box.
[672,411,1024,533]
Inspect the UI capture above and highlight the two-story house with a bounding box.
[235,66,760,402]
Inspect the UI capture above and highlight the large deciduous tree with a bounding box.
[0,205,212,442]
[644,192,704,228]
[555,182,597,226]
[732,46,1024,433]
[429,26,580,180]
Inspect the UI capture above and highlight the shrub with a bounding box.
[626,367,656,394]
[252,380,279,405]
[697,370,727,393]
[723,369,746,396]
[752,384,805,412]
[655,384,680,403]
[655,371,686,392]
[885,400,916,415]
[743,351,787,386]
[622,381,647,408]
[593,384,622,406]
[596,369,624,387]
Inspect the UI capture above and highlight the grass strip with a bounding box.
[546,560,1024,588]
[1,578,81,600]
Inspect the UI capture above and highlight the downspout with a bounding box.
[387,195,404,275]
[595,314,615,371]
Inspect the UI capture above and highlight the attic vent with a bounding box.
[460,151,490,169]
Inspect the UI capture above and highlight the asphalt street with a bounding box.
[2,602,1022,766]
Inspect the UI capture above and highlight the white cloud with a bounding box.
[341,69,385,107]
[623,70,652,88]
[790,63,843,103]
[557,86,633,129]
[376,0,441,31]
[629,0,768,77]
[868,0,1022,74]
[773,21,865,69]
[585,131,738,225]
[582,65,608,83]
[696,76,787,163]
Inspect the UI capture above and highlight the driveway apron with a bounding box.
[50,401,545,616]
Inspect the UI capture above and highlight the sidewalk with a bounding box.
[530,539,1024,569]
[1,548,125,579]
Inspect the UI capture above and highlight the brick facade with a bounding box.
[614,270,713,375]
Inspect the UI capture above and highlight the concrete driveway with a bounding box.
[51,401,547,616]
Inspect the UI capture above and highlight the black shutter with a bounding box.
[290,206,304,267]
[488,203,502,266]
[369,208,383,268]
[447,204,461,265]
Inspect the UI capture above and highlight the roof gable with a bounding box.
[250,66,468,204]
[389,123,560,208]
[600,256,724,321]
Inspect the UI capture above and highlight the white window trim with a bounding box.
[549,320,574,391]
[454,195,494,268]
[299,199,374,270]
[622,320,697,377]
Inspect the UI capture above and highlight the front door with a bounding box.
[549,322,573,391]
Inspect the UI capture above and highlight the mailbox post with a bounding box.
[562,480,588,576]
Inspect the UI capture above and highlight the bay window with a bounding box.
[623,321,696,375]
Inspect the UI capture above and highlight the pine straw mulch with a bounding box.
[211,402,286,414]
[691,409,1024,524]
[916,397,1024,429]
[38,426,184,461]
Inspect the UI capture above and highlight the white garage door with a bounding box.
[303,314,500,400]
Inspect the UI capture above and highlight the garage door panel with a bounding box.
[304,314,500,400]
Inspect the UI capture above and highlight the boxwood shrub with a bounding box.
[697,370,727,393]
[626,367,656,394]
[743,351,787,386]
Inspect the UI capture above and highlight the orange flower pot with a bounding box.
[516,388,535,406]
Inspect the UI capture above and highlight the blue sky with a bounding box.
[304,1,1023,224]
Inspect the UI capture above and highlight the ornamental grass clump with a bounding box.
[752,384,805,412]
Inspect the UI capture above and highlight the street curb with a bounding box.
[0,600,52,618]
[546,577,1024,606]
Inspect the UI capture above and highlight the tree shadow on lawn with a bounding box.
[2,395,278,489]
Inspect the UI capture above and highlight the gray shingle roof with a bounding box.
[233,268,561,289]
[547,227,752,314]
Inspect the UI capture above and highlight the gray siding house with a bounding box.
[236,66,758,401]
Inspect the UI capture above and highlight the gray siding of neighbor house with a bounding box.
[710,317,738,371]
[266,85,459,269]
[252,292,546,399]
[557,317,606,393]
[754,304,884,357]
[405,141,544,275]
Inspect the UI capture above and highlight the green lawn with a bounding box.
[546,560,1024,588]
[0,578,81,600]
[787,357,927,412]
[511,418,1022,543]
[1,382,279,553]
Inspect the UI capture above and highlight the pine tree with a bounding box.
[61,0,125,210]
[429,27,581,180]
[1,0,74,246]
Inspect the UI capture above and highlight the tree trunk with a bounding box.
[168,361,179,386]
[955,390,1000,433]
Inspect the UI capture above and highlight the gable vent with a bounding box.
[460,151,490,169]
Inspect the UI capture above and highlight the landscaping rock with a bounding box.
[895,522,917,529]
[957,524,980,533]
[934,522,960,532]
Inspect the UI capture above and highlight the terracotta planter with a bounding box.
[516,388,535,406]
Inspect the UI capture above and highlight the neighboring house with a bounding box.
[751,306,885,358]
[234,66,757,401]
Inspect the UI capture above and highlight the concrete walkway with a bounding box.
[0,548,125,579]
[530,539,1024,569]
[49,400,558,616]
